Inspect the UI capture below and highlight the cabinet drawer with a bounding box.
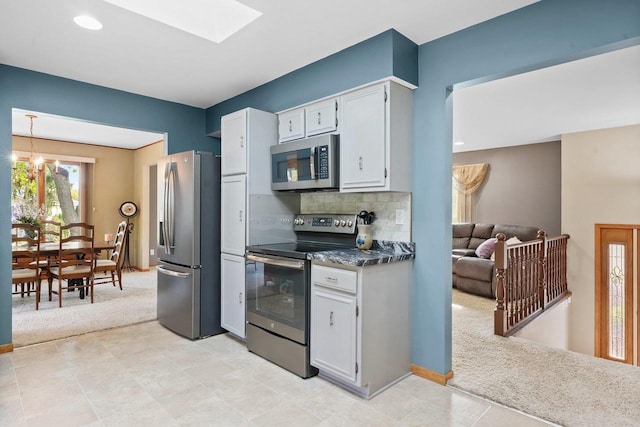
[312,265,357,293]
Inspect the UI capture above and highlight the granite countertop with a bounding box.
[308,240,415,267]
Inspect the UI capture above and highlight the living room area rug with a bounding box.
[12,269,157,348]
[449,289,640,427]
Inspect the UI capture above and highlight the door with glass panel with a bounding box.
[595,225,639,365]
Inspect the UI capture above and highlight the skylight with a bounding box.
[74,15,103,30]
[102,0,261,43]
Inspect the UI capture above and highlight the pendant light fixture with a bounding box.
[12,114,59,181]
[25,114,44,181]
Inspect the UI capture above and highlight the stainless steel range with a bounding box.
[245,213,357,378]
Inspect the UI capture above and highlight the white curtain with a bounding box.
[452,163,489,222]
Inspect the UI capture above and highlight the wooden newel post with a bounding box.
[537,230,547,308]
[494,233,508,336]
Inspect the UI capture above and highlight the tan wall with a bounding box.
[12,136,164,269]
[13,136,134,245]
[562,125,640,355]
[133,142,163,270]
[453,141,561,235]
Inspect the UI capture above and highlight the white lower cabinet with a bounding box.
[310,261,412,398]
[221,253,246,338]
[311,274,358,383]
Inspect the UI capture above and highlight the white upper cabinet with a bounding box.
[340,81,412,193]
[275,80,412,191]
[305,98,338,137]
[340,84,387,190]
[221,174,246,256]
[278,108,305,143]
[278,98,338,143]
[221,109,247,176]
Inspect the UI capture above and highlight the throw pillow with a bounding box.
[506,236,522,246]
[475,238,497,259]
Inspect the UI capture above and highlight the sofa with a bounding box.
[452,223,541,298]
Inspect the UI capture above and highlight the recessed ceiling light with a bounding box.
[454,141,465,146]
[103,0,261,43]
[74,15,103,30]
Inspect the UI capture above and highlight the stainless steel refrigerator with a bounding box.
[157,150,224,339]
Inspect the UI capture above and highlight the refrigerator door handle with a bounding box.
[163,162,177,254]
[157,265,191,278]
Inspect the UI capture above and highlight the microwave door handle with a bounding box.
[310,146,317,180]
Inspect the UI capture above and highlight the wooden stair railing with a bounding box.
[494,231,570,336]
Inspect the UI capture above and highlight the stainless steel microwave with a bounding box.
[270,134,339,191]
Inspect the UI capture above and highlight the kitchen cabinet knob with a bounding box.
[239,210,243,222]
[239,292,243,304]
[358,157,363,170]
[317,112,321,125]
[240,136,244,148]
[289,120,292,132]
[329,311,334,326]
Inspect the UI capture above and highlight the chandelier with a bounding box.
[12,114,59,181]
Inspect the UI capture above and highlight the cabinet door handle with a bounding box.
[329,311,334,326]
[289,120,292,132]
[239,292,243,304]
[239,210,243,222]
[326,276,337,282]
[240,136,244,148]
[317,112,321,125]
[358,157,363,170]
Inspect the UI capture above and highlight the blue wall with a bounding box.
[0,65,215,346]
[1,1,638,371]
[412,0,640,373]
[205,30,418,134]
[206,0,639,375]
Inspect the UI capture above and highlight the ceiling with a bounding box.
[453,44,640,153]
[11,109,164,148]
[4,1,638,152]
[3,0,537,148]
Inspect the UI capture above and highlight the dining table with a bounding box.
[12,240,116,300]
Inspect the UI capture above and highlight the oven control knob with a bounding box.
[294,218,300,225]
[298,218,305,225]
[346,220,353,227]
[340,220,346,227]
[334,220,340,227]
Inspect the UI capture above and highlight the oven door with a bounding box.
[246,253,309,344]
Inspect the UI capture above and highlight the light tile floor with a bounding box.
[1,321,556,426]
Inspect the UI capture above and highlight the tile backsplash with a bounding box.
[300,192,412,242]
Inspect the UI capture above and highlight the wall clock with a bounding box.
[119,201,138,218]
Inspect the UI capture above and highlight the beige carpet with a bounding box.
[449,289,640,427]
[12,269,157,347]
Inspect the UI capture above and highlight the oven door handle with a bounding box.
[247,254,305,270]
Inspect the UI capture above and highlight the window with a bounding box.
[452,179,461,223]
[11,157,84,226]
[452,163,489,223]
[595,225,638,365]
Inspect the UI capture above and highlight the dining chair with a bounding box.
[32,219,61,302]
[95,221,127,289]
[47,222,96,307]
[40,219,61,243]
[11,223,42,308]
